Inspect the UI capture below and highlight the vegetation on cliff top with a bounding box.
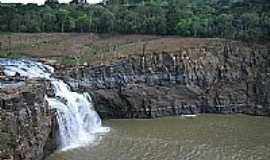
[0,0,269,40]
[0,33,221,64]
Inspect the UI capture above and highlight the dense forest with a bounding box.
[0,0,270,40]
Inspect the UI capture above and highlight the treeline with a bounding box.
[0,0,270,40]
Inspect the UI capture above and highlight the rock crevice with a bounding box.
[0,80,57,160]
[56,40,270,118]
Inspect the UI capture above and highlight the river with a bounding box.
[47,114,270,160]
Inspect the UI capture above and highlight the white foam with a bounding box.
[0,59,109,150]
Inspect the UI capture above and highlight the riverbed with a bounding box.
[47,114,270,160]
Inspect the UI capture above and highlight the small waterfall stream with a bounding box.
[0,59,109,150]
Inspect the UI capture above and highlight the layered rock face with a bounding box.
[57,40,270,118]
[0,79,57,160]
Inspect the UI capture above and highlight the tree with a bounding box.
[237,13,260,39]
[176,18,192,36]
[261,14,270,39]
[166,0,179,34]
[216,14,234,38]
[90,6,115,33]
[40,6,57,32]
[64,16,76,32]
[56,9,69,32]
[0,0,268,40]
[76,14,89,32]
[45,0,59,7]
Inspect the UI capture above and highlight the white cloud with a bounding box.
[0,0,102,5]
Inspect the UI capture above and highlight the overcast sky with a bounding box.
[0,0,103,5]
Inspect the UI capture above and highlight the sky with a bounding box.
[0,0,103,5]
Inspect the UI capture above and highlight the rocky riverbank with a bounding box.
[0,79,57,160]
[54,40,270,118]
[0,38,270,160]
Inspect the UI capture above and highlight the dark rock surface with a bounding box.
[0,39,269,160]
[55,40,270,118]
[0,80,57,160]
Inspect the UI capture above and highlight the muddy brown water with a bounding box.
[47,114,270,160]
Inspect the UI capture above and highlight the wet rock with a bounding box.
[0,80,57,160]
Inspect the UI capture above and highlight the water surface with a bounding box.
[47,114,270,160]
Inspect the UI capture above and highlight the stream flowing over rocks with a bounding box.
[0,59,108,160]
[0,39,270,160]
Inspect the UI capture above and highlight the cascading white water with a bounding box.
[0,59,109,150]
[46,79,109,150]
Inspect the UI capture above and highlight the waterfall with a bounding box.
[0,59,109,150]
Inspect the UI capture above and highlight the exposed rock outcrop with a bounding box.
[0,38,269,160]
[0,80,57,160]
[55,40,270,118]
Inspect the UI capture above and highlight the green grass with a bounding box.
[0,32,12,35]
[59,56,90,65]
[59,57,79,65]
[0,51,26,58]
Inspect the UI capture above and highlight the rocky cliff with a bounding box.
[0,38,269,160]
[55,40,270,118]
[0,79,57,160]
